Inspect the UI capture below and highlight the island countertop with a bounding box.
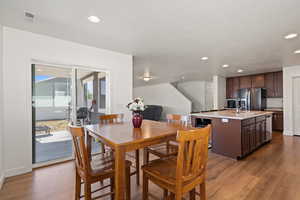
[191,110,273,120]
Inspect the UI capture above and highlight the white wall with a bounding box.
[0,24,5,189]
[134,83,192,119]
[283,66,300,136]
[2,27,133,177]
[176,81,213,112]
[266,98,283,108]
[213,75,226,110]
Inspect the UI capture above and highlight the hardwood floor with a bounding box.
[1,132,300,200]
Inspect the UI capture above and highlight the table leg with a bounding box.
[115,146,126,200]
[86,130,92,160]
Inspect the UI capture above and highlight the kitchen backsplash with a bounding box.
[267,98,283,108]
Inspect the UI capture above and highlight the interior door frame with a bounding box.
[31,60,111,168]
[31,64,36,164]
[292,76,300,136]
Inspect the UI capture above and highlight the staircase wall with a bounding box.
[134,83,192,120]
[174,80,214,112]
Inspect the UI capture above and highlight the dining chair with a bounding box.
[98,114,141,185]
[68,124,132,200]
[142,125,211,200]
[143,114,189,164]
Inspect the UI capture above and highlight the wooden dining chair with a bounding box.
[98,114,141,185]
[143,114,189,164]
[142,125,211,200]
[98,114,123,153]
[68,124,131,200]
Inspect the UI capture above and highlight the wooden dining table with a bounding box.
[85,120,197,200]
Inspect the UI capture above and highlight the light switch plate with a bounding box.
[222,118,229,123]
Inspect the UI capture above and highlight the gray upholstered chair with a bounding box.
[141,105,163,121]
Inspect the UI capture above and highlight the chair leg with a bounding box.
[169,193,175,200]
[143,172,149,200]
[143,148,149,165]
[163,189,168,199]
[101,142,106,153]
[110,178,115,200]
[189,188,196,200]
[200,182,206,200]
[135,149,140,185]
[175,191,182,200]
[75,172,81,200]
[126,166,131,200]
[84,182,92,200]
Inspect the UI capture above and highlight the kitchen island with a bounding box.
[191,110,273,159]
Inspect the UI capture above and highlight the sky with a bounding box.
[35,75,51,82]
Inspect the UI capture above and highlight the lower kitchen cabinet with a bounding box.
[242,117,266,156]
[272,111,283,131]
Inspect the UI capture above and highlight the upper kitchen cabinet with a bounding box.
[226,77,240,99]
[274,71,283,97]
[226,71,283,98]
[251,74,265,88]
[239,76,252,89]
[264,72,275,97]
[264,71,283,98]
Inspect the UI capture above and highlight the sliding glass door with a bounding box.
[32,64,108,164]
[76,69,107,153]
[32,64,73,163]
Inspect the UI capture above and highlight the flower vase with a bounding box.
[132,112,143,128]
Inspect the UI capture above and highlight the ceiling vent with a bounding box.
[24,11,35,21]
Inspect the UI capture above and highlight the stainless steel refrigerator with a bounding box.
[237,88,267,110]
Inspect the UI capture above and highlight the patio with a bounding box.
[35,120,100,163]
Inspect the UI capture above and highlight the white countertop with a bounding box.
[191,110,273,120]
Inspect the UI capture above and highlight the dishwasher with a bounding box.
[266,114,272,142]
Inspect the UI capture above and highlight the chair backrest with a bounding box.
[99,114,123,124]
[167,114,190,126]
[175,125,211,185]
[68,124,91,176]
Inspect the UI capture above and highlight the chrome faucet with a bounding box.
[235,99,241,113]
[236,106,241,114]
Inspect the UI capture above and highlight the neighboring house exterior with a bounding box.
[35,76,106,121]
[35,77,71,121]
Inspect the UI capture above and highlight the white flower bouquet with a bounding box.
[126,97,146,113]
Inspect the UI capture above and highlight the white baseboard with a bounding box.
[5,166,32,178]
[283,129,294,136]
[0,174,4,190]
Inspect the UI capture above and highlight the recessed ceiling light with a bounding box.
[222,64,229,68]
[201,57,208,61]
[143,76,153,82]
[294,49,300,54]
[284,33,298,39]
[88,16,101,23]
[237,69,244,73]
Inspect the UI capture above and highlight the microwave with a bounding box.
[227,99,237,108]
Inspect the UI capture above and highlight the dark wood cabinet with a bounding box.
[251,74,265,88]
[226,71,283,99]
[239,76,252,89]
[226,77,239,99]
[274,71,283,97]
[265,72,275,97]
[226,78,233,99]
[264,71,283,98]
[272,111,283,131]
[241,116,266,156]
